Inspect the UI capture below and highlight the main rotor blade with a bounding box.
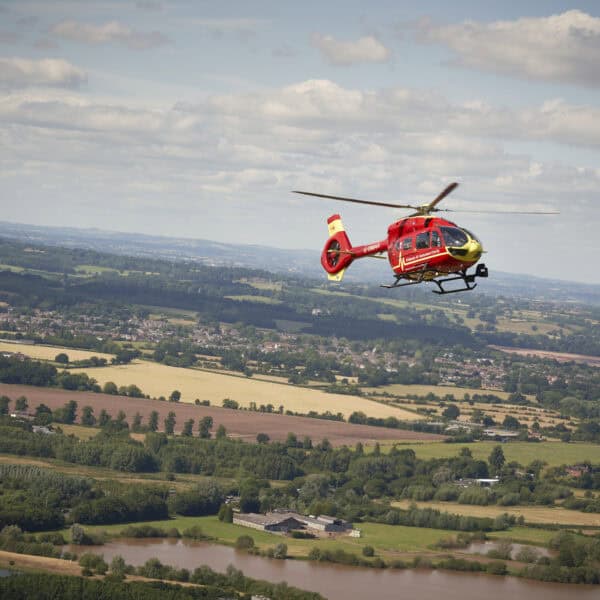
[426,182,459,212]
[292,190,417,210]
[441,208,560,215]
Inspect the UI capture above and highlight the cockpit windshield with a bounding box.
[462,228,480,243]
[440,226,468,247]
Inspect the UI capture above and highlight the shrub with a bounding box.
[458,488,490,506]
[79,553,108,575]
[515,546,540,563]
[181,525,209,540]
[498,493,520,506]
[273,543,287,559]
[389,559,406,569]
[235,535,255,550]
[362,545,375,557]
[486,561,507,575]
[290,530,315,539]
[486,539,513,560]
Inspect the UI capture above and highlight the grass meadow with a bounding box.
[381,440,600,467]
[391,499,600,527]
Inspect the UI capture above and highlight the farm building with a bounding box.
[233,512,306,533]
[234,510,353,534]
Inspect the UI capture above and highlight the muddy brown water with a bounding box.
[65,538,599,599]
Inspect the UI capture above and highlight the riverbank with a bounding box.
[57,514,559,558]
[5,540,599,600]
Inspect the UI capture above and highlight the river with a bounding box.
[65,538,598,599]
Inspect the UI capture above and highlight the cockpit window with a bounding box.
[401,237,413,251]
[462,228,480,243]
[440,226,468,247]
[416,232,430,249]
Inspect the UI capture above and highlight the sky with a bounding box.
[1,1,600,283]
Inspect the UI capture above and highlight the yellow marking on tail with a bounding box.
[328,217,345,237]
[328,268,346,282]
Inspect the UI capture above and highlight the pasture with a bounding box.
[225,295,283,304]
[391,499,600,527]
[62,515,466,556]
[388,440,600,467]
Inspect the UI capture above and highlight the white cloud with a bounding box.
[2,78,600,284]
[135,1,163,11]
[418,10,600,86]
[311,34,390,66]
[50,20,169,50]
[0,57,86,88]
[188,18,268,34]
[0,32,21,45]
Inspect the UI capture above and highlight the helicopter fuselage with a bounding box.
[386,215,483,279]
[321,214,483,283]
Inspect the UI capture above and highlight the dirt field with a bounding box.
[0,549,83,577]
[69,360,420,421]
[0,383,444,446]
[0,340,114,362]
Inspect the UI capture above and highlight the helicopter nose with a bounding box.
[464,240,483,262]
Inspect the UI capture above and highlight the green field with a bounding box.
[0,454,230,491]
[0,263,25,272]
[61,514,562,559]
[487,526,558,545]
[225,295,283,304]
[74,264,120,275]
[392,499,600,527]
[386,440,600,467]
[62,515,473,557]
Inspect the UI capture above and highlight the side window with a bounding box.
[401,237,413,251]
[431,231,441,247]
[416,232,430,249]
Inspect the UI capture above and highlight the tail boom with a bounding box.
[321,214,387,281]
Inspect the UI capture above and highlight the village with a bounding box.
[0,304,518,388]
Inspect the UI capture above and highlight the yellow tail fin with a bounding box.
[327,268,346,282]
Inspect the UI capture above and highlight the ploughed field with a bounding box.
[0,383,444,446]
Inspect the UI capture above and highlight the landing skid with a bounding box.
[381,263,489,294]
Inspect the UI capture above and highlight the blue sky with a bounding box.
[1,1,600,283]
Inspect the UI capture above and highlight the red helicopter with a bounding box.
[294,183,557,295]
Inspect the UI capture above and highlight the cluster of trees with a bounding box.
[70,488,168,525]
[0,356,146,398]
[516,531,600,584]
[0,569,325,600]
[0,525,63,559]
[0,464,92,531]
[1,413,599,536]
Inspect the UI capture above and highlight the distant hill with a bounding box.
[1,220,599,305]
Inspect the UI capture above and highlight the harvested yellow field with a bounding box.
[364,383,511,400]
[71,361,419,420]
[0,341,114,362]
[392,499,600,527]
